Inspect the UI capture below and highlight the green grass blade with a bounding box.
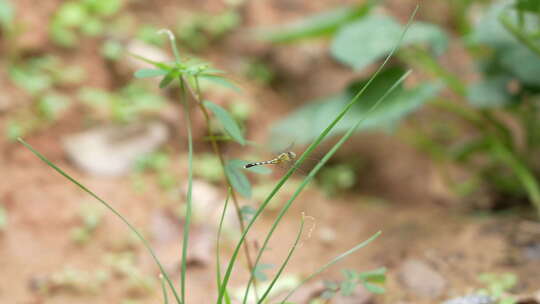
[280,231,382,303]
[217,188,231,296]
[216,5,417,301]
[242,69,411,303]
[160,275,170,304]
[17,138,183,304]
[255,214,305,304]
[179,78,194,303]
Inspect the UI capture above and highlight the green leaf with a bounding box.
[467,75,514,108]
[38,93,70,121]
[225,160,252,198]
[240,205,256,222]
[331,15,447,70]
[270,67,441,147]
[0,0,14,30]
[203,100,246,145]
[159,71,176,88]
[199,75,241,92]
[358,267,387,283]
[134,68,170,79]
[261,1,380,43]
[340,279,356,296]
[362,281,385,294]
[516,0,540,13]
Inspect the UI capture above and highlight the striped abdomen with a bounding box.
[244,158,279,168]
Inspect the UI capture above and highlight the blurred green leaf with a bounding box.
[516,0,540,13]
[200,74,241,92]
[467,75,515,108]
[55,2,88,27]
[0,0,14,30]
[225,160,252,198]
[240,205,256,221]
[271,67,441,146]
[101,40,124,60]
[159,71,176,89]
[134,68,170,79]
[84,0,121,17]
[204,100,246,145]
[261,1,379,43]
[362,281,385,294]
[38,93,70,121]
[331,15,447,70]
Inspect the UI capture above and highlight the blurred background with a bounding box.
[1,0,540,303]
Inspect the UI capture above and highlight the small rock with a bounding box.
[398,259,446,299]
[442,294,495,304]
[318,226,337,245]
[63,121,169,176]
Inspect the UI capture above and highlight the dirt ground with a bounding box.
[1,0,539,304]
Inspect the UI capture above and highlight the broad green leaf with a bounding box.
[134,68,169,79]
[200,75,241,92]
[261,1,380,43]
[270,68,441,147]
[225,160,252,198]
[467,75,515,108]
[358,267,387,283]
[203,100,246,145]
[331,15,448,70]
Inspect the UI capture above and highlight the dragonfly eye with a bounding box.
[288,151,296,159]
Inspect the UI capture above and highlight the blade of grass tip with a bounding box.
[158,29,182,63]
[179,78,194,304]
[17,138,184,304]
[217,188,231,294]
[160,274,170,304]
[280,231,382,303]
[243,69,411,304]
[255,214,306,304]
[217,7,418,304]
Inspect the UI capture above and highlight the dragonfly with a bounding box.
[243,151,297,169]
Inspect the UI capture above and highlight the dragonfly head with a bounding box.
[287,151,297,160]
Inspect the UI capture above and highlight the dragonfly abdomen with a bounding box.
[244,158,279,168]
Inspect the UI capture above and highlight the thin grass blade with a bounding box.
[17,138,183,304]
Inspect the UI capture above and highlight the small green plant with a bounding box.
[132,151,177,191]
[477,272,518,304]
[320,268,386,300]
[17,6,420,300]
[50,0,123,47]
[70,203,103,244]
[7,56,85,139]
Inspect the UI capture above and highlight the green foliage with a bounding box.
[331,15,448,70]
[78,83,166,122]
[320,268,386,300]
[271,67,441,147]
[203,100,246,145]
[261,0,379,43]
[50,0,122,47]
[0,0,14,31]
[70,203,103,244]
[317,163,358,197]
[225,159,252,198]
[175,9,241,50]
[476,272,518,304]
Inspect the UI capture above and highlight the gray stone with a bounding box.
[63,121,169,176]
[398,259,446,299]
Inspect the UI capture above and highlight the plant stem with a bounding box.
[182,75,260,300]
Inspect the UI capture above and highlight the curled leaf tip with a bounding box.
[157,28,176,41]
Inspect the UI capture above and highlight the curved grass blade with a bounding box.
[18,138,183,304]
[217,7,418,304]
[243,69,411,304]
[179,78,194,304]
[255,214,305,303]
[160,275,170,304]
[216,189,233,304]
[280,231,382,303]
[134,68,170,78]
